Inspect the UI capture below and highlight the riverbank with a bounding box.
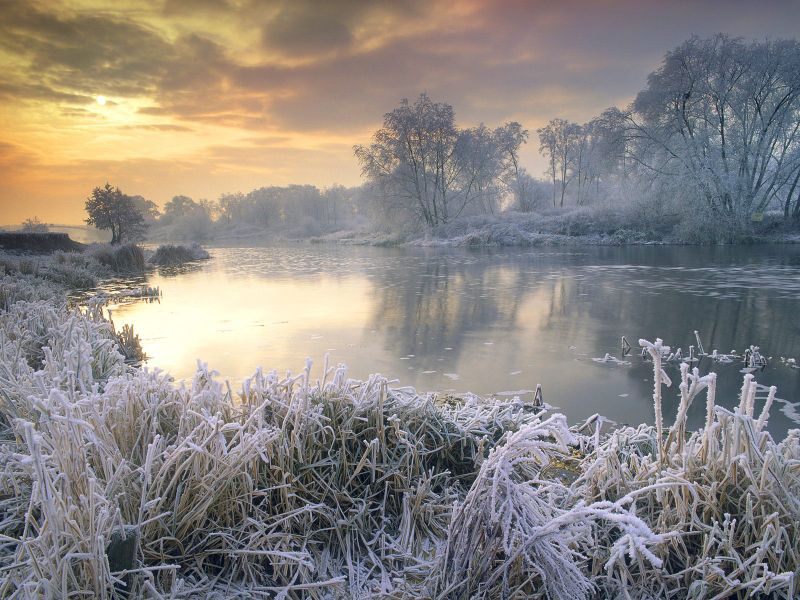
[0,241,210,294]
[151,206,800,249]
[310,209,800,248]
[0,231,86,253]
[0,252,797,598]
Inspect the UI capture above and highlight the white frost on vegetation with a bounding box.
[0,270,798,598]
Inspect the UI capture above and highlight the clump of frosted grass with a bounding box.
[0,321,547,597]
[575,340,800,599]
[0,273,62,309]
[0,267,798,598]
[148,243,210,266]
[1,251,100,291]
[432,414,661,599]
[87,243,147,273]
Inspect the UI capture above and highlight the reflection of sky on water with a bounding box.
[109,244,800,437]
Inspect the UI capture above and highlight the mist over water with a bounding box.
[109,243,800,437]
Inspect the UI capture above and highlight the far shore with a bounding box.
[3,222,800,257]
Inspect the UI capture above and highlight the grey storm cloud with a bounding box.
[262,10,354,57]
[259,0,428,57]
[0,2,172,101]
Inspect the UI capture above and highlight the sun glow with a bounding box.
[96,95,106,106]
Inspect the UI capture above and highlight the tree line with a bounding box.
[82,182,370,243]
[356,34,800,236]
[535,35,800,227]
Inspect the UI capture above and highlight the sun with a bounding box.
[96,95,107,106]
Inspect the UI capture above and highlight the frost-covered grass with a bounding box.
[88,243,147,273]
[1,244,148,296]
[0,270,798,598]
[0,251,100,291]
[409,207,675,248]
[148,243,210,266]
[356,205,800,248]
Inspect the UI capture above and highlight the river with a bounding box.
[107,243,800,436]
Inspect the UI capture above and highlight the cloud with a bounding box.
[0,1,173,101]
[118,123,194,132]
[1,0,799,224]
[0,141,38,171]
[262,9,353,57]
[258,0,430,59]
[162,0,236,14]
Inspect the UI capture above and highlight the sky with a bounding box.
[1,0,799,225]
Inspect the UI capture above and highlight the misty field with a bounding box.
[0,252,798,599]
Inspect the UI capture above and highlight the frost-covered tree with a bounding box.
[456,123,505,215]
[355,94,524,227]
[538,118,582,207]
[495,122,532,209]
[630,35,800,224]
[129,195,160,224]
[158,195,215,241]
[355,94,461,227]
[20,217,48,233]
[212,185,362,236]
[161,195,200,223]
[84,183,147,244]
[589,108,630,193]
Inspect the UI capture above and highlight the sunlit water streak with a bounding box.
[108,243,800,436]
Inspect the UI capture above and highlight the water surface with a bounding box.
[108,243,800,436]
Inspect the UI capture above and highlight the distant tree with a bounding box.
[495,122,531,210]
[129,195,160,223]
[511,170,550,212]
[20,217,49,233]
[538,118,582,208]
[322,185,348,227]
[197,199,218,221]
[84,183,147,244]
[217,192,246,224]
[157,195,218,241]
[161,195,199,223]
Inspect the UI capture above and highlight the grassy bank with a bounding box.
[308,207,800,248]
[0,232,86,253]
[0,257,797,598]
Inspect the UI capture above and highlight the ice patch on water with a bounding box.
[592,354,631,366]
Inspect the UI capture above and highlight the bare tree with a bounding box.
[355,94,458,226]
[20,217,49,233]
[494,122,530,209]
[355,94,522,227]
[538,119,581,207]
[629,35,800,224]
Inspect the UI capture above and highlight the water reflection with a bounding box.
[109,244,800,437]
